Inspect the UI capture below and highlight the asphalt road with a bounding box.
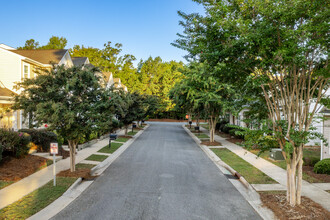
[52,122,261,220]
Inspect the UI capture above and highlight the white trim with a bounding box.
[23,63,30,79]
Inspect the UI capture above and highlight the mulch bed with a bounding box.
[303,166,330,183]
[260,192,330,220]
[0,155,50,181]
[201,141,222,146]
[57,168,97,180]
[226,138,244,144]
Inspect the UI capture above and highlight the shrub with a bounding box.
[0,129,31,158]
[313,159,330,175]
[222,124,231,133]
[0,144,3,162]
[303,156,320,167]
[19,129,57,152]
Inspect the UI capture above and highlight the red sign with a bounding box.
[50,143,58,154]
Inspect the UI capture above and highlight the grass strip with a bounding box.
[195,133,209,139]
[0,181,14,190]
[115,137,130,143]
[98,143,123,154]
[127,131,138,136]
[76,163,96,169]
[0,177,77,219]
[211,148,277,184]
[85,154,108,162]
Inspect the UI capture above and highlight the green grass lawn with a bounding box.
[85,154,108,162]
[0,177,77,219]
[250,149,321,183]
[75,163,96,169]
[195,133,209,139]
[98,143,123,154]
[200,124,209,130]
[0,181,14,190]
[115,137,130,143]
[128,131,138,136]
[212,148,277,184]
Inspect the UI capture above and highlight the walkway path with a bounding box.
[0,129,125,210]
[52,122,261,220]
[199,126,330,211]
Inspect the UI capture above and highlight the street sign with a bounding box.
[50,143,58,154]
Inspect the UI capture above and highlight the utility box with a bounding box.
[269,148,285,160]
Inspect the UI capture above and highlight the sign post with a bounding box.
[50,143,58,186]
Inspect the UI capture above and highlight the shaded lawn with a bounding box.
[212,148,277,184]
[250,149,321,183]
[85,154,108,162]
[98,143,123,154]
[0,177,77,219]
[115,137,130,143]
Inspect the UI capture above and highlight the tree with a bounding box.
[13,65,103,172]
[18,36,67,50]
[40,36,67,49]
[17,39,39,49]
[175,0,329,206]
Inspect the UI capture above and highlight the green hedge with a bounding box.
[19,129,57,152]
[313,158,330,175]
[0,129,31,158]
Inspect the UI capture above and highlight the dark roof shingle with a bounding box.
[10,49,67,65]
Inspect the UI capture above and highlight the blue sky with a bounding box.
[1,0,204,65]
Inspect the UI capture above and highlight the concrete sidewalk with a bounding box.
[0,129,126,210]
[198,125,330,211]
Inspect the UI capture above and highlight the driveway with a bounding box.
[52,122,261,220]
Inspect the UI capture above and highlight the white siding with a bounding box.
[0,49,21,91]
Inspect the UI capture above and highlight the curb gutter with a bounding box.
[28,125,150,220]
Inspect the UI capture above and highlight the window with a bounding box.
[23,65,29,79]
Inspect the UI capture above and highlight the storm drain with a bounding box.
[224,174,239,180]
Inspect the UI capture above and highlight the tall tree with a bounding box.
[40,36,67,49]
[17,39,39,49]
[13,65,103,172]
[175,0,329,206]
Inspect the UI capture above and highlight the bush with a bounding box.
[19,129,57,152]
[222,124,231,133]
[0,129,31,158]
[313,159,330,175]
[303,156,320,167]
[0,144,3,162]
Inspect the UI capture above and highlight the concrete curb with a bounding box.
[63,177,82,196]
[182,125,275,220]
[29,125,149,220]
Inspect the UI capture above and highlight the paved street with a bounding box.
[52,122,261,220]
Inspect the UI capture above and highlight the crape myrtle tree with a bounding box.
[13,65,104,172]
[175,0,329,206]
[173,63,235,142]
[240,0,329,206]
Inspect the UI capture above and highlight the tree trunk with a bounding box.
[296,146,303,205]
[125,126,128,135]
[209,118,215,142]
[68,140,77,172]
[289,156,297,206]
